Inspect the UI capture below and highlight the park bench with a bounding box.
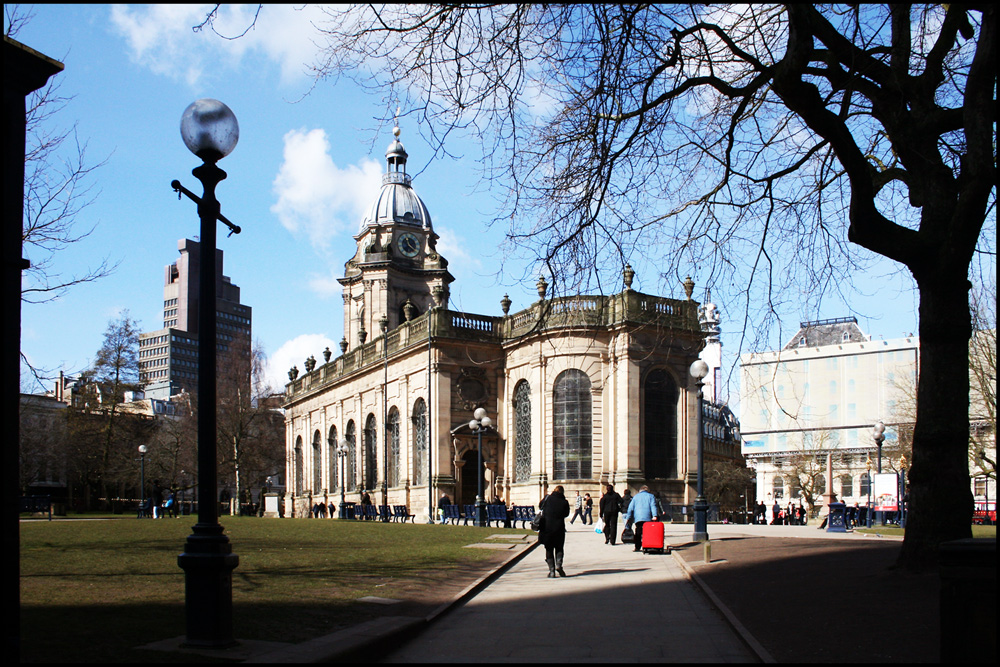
[18,495,52,521]
[359,504,379,521]
[441,504,461,524]
[392,505,415,523]
[378,505,392,522]
[462,504,477,525]
[486,504,509,527]
[136,498,152,519]
[511,505,536,529]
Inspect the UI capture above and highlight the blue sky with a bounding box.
[14,4,933,410]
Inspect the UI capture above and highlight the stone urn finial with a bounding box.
[500,293,512,315]
[536,276,548,300]
[304,355,316,372]
[623,264,635,289]
[340,336,349,355]
[323,347,332,363]
[358,322,368,345]
[683,275,695,301]
[288,366,299,381]
[403,299,416,321]
[431,285,445,308]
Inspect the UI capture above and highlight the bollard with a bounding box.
[703,540,712,563]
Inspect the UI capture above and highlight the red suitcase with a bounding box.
[641,520,668,554]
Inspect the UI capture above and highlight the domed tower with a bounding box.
[339,126,454,349]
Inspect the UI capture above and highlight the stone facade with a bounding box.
[282,128,717,519]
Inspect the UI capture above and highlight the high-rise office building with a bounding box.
[139,238,252,400]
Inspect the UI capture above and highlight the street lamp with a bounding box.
[898,454,908,528]
[872,420,885,473]
[865,455,873,528]
[138,445,148,517]
[468,407,493,527]
[172,98,240,649]
[690,359,710,542]
[337,439,350,518]
[380,313,389,515]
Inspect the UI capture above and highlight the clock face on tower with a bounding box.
[398,232,420,258]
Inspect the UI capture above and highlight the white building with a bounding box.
[740,318,920,513]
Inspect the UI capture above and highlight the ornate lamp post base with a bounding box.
[177,530,239,648]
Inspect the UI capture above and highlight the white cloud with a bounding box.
[266,333,337,391]
[271,127,382,253]
[110,4,327,87]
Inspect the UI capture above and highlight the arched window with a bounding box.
[387,407,400,487]
[328,425,338,491]
[514,381,532,483]
[643,368,678,479]
[294,436,304,494]
[345,420,357,492]
[364,414,378,491]
[553,369,592,480]
[773,475,785,499]
[312,430,322,493]
[412,398,427,486]
[860,472,871,496]
[840,474,854,498]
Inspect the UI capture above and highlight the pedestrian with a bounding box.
[151,480,164,519]
[538,485,570,577]
[569,490,585,525]
[361,490,373,520]
[437,491,451,523]
[620,488,633,526]
[599,484,622,545]
[771,500,780,525]
[583,493,594,525]
[163,489,177,518]
[623,485,659,553]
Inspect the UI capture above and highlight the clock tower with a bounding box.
[339,126,454,349]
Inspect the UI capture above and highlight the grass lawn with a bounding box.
[19,516,531,663]
[855,524,996,538]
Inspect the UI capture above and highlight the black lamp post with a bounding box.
[138,445,147,516]
[468,408,493,527]
[865,455,873,528]
[872,420,885,525]
[690,359,709,542]
[172,98,241,649]
[337,439,350,518]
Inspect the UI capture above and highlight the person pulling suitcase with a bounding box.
[623,485,659,553]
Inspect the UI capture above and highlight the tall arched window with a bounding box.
[643,368,678,479]
[513,381,532,483]
[840,474,854,498]
[328,426,338,492]
[773,475,785,499]
[412,398,427,486]
[345,420,357,492]
[364,414,378,491]
[387,407,400,487]
[312,430,322,493]
[860,472,871,496]
[553,369,592,480]
[294,436,304,494]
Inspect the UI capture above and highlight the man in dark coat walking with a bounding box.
[599,484,623,545]
[538,485,570,577]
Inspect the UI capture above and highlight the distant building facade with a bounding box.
[282,129,726,520]
[138,238,252,400]
[741,318,921,512]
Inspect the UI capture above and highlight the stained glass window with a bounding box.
[364,414,378,491]
[643,369,678,478]
[514,381,531,482]
[553,370,591,480]
[412,399,427,486]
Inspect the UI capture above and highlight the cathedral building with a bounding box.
[281,128,718,520]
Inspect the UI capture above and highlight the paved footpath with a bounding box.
[378,523,757,663]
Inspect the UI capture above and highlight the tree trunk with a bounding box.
[899,274,974,569]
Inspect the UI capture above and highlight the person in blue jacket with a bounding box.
[623,485,659,552]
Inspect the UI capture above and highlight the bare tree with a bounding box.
[216,334,284,514]
[261,4,996,569]
[8,5,117,395]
